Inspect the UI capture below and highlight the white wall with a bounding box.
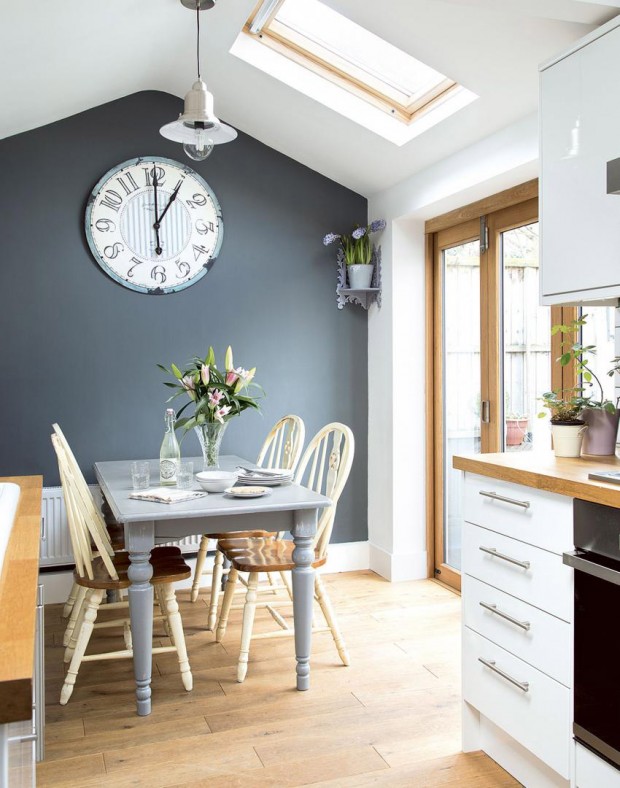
[367,112,539,581]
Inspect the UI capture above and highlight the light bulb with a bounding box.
[183,126,214,161]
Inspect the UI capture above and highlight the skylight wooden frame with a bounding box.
[244,1,460,125]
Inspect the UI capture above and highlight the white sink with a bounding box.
[0,483,20,581]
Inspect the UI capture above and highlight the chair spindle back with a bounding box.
[256,415,305,472]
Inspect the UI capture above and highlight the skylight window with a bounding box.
[232,0,477,144]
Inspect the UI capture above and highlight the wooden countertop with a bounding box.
[453,451,620,508]
[0,475,42,724]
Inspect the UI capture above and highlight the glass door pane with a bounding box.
[502,222,551,452]
[443,239,480,571]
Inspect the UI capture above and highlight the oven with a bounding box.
[563,499,620,771]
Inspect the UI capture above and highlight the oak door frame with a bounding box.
[426,187,575,588]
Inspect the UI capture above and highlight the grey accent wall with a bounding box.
[0,91,368,543]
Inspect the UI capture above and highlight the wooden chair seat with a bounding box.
[219,538,327,574]
[75,555,192,590]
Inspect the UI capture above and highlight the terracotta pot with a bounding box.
[580,408,620,456]
[505,417,528,446]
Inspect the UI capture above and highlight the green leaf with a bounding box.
[559,353,571,366]
[157,363,172,374]
[163,382,179,388]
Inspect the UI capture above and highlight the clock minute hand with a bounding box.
[157,182,182,226]
[152,170,162,256]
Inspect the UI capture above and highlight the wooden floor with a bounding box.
[38,571,518,787]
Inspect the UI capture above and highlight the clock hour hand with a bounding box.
[156,181,182,227]
[152,170,162,256]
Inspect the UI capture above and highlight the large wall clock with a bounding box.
[85,156,223,294]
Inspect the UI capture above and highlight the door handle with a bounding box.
[481,400,490,423]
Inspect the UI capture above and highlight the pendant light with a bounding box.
[160,0,237,161]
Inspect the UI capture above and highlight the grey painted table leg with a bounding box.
[127,520,155,716]
[291,508,318,691]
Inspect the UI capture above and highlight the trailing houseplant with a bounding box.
[550,314,620,455]
[323,219,386,289]
[159,346,261,469]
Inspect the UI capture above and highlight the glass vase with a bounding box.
[194,421,228,471]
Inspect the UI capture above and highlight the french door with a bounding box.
[430,195,571,590]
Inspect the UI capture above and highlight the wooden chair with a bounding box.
[214,422,354,682]
[189,415,305,628]
[51,433,193,705]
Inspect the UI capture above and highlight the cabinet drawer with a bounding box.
[463,627,571,779]
[463,473,572,554]
[576,742,620,787]
[463,574,571,687]
[463,522,573,622]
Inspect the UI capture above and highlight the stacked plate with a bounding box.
[235,467,294,487]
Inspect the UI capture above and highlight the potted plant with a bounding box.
[505,414,529,446]
[538,390,587,457]
[323,219,385,289]
[551,315,620,455]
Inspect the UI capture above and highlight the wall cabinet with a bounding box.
[540,18,620,305]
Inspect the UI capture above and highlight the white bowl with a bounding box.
[195,470,238,493]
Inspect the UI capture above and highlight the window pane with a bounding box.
[581,307,616,405]
[443,239,480,571]
[502,222,551,452]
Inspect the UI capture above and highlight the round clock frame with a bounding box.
[84,156,223,295]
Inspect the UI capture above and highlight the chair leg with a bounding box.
[155,585,172,640]
[62,582,80,618]
[60,589,104,705]
[280,570,293,601]
[315,574,350,667]
[63,586,87,647]
[207,549,224,631]
[216,567,238,643]
[160,583,193,691]
[64,591,89,663]
[123,620,133,651]
[191,535,210,602]
[237,572,259,683]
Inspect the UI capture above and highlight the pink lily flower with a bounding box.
[181,375,196,401]
[225,370,239,386]
[209,389,224,406]
[200,364,210,386]
[214,405,232,424]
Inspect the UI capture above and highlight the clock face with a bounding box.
[85,156,223,294]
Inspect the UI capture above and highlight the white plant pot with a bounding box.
[551,423,587,457]
[347,264,373,289]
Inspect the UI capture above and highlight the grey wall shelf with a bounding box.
[336,246,382,310]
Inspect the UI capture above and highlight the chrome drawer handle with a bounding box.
[478,657,530,692]
[479,490,530,509]
[479,601,531,631]
[479,546,530,570]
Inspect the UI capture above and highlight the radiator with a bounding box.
[40,486,202,567]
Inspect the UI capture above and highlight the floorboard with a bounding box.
[37,571,518,787]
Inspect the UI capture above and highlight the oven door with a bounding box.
[564,550,620,769]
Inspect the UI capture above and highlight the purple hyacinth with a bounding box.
[369,219,386,233]
[323,232,341,246]
[352,226,366,239]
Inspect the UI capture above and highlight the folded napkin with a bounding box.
[129,487,208,504]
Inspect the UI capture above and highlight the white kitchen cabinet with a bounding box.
[540,17,620,305]
[461,472,573,787]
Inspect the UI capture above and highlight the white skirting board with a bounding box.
[369,543,428,582]
[38,540,371,604]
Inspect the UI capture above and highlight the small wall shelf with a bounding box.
[336,247,382,310]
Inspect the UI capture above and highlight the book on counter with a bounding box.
[129,487,208,504]
[587,471,620,485]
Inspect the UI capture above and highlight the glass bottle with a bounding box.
[160,408,180,486]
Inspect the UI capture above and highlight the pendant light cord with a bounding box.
[196,0,201,80]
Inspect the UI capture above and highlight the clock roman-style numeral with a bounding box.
[143,166,166,187]
[186,193,207,210]
[116,172,140,196]
[127,257,145,278]
[195,219,215,235]
[100,189,123,213]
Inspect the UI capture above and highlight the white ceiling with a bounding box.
[1,0,618,196]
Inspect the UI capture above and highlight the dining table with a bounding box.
[94,454,331,716]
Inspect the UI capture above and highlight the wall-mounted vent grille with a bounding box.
[40,487,201,568]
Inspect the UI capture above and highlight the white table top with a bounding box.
[94,454,331,523]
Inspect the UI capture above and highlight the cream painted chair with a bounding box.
[215,422,354,682]
[51,431,193,705]
[189,415,305,628]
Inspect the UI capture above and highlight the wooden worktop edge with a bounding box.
[0,475,42,724]
[453,454,620,508]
